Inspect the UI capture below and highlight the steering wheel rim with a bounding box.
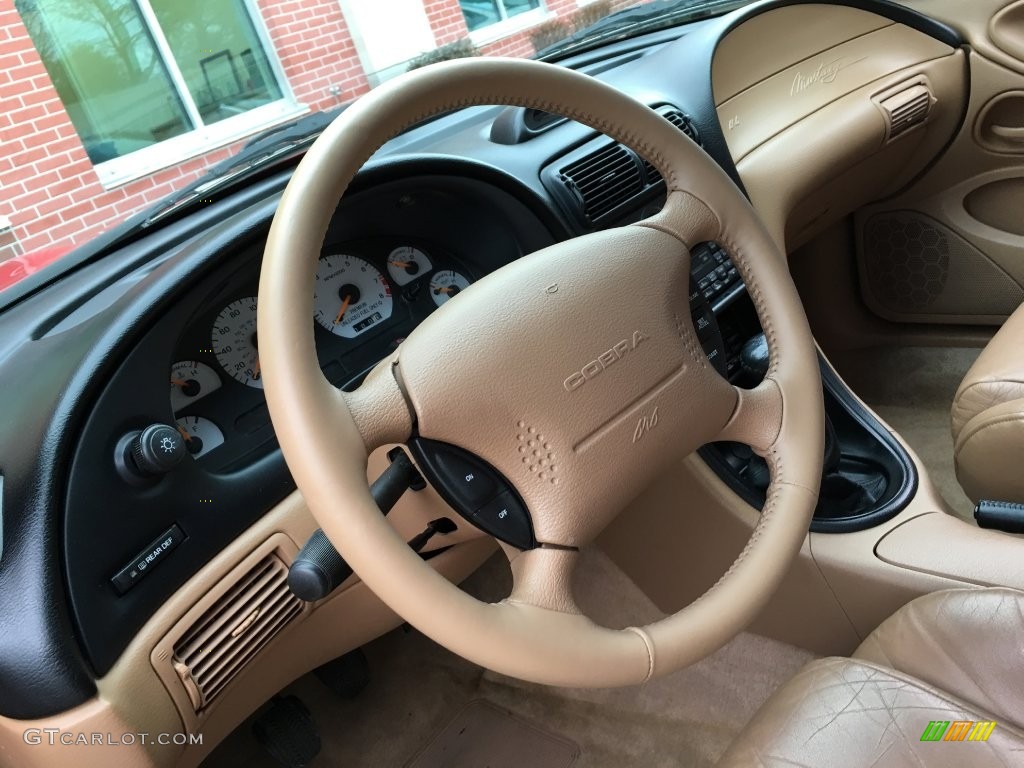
[257,57,823,687]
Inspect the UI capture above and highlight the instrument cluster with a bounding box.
[168,240,473,466]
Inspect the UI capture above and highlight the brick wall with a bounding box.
[424,0,471,47]
[1,0,645,286]
[256,0,370,106]
[0,0,368,276]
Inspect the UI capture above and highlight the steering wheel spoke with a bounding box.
[635,189,721,250]
[716,378,785,453]
[506,546,581,615]
[342,353,414,453]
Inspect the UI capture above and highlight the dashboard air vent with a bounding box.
[880,84,933,140]
[172,554,301,711]
[641,110,700,183]
[559,143,644,223]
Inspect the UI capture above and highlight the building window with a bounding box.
[459,0,543,32]
[16,0,291,177]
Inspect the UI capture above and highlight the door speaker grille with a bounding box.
[860,211,1023,320]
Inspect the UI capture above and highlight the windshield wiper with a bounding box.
[139,107,346,227]
[537,0,747,61]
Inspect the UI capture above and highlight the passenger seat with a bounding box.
[951,304,1024,505]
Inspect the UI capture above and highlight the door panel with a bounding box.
[855,1,1024,324]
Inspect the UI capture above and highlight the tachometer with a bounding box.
[429,270,471,307]
[175,416,225,459]
[386,246,432,286]
[212,297,263,388]
[169,360,221,412]
[314,254,393,338]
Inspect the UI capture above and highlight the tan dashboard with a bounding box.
[712,4,967,251]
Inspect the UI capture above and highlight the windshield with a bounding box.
[0,0,755,293]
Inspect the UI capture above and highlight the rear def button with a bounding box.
[474,491,534,550]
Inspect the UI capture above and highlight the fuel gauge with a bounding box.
[175,416,225,459]
[170,360,221,413]
[386,246,432,286]
[429,270,471,307]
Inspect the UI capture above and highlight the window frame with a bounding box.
[464,1,550,46]
[75,0,300,188]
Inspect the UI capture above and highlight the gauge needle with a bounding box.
[333,295,352,326]
[432,285,454,294]
[252,358,262,380]
[176,423,193,442]
[170,377,187,388]
[389,260,411,268]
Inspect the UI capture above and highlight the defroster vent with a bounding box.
[172,554,301,711]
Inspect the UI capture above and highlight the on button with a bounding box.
[412,440,499,511]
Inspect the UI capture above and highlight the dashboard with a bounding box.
[0,0,968,725]
[62,176,553,673]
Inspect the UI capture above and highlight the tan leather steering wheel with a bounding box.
[258,58,823,687]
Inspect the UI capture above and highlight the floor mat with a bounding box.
[407,700,579,768]
[830,345,981,521]
[203,551,815,768]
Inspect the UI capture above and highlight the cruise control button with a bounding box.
[410,438,501,513]
[433,447,497,508]
[474,491,533,550]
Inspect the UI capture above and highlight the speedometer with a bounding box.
[212,297,263,388]
[313,254,393,338]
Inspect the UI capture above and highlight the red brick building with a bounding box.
[0,0,637,285]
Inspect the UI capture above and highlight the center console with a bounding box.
[688,242,918,532]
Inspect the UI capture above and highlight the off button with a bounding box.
[473,491,533,550]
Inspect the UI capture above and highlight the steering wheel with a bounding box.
[257,58,823,687]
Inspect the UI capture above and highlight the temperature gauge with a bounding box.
[429,270,471,307]
[169,360,221,413]
[386,246,432,286]
[175,416,225,459]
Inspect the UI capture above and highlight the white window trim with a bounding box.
[468,6,551,47]
[94,101,309,189]
[90,0,301,189]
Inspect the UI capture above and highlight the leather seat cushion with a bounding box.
[950,304,1024,502]
[719,588,1024,767]
[855,587,1024,731]
[717,656,1024,767]
[953,397,1024,503]
[951,303,1024,440]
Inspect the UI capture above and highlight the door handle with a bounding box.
[991,124,1024,142]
